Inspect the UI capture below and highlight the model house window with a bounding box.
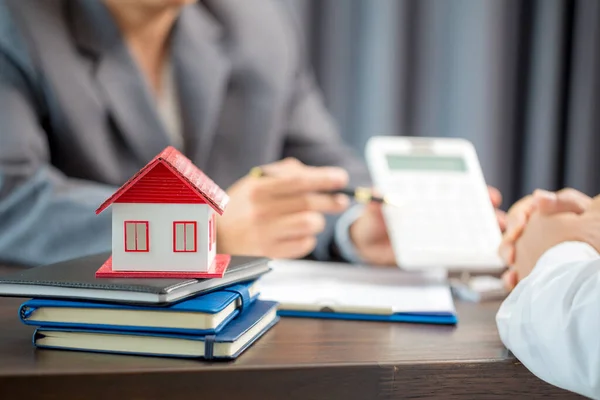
[208,214,217,251]
[124,221,149,252]
[173,221,197,252]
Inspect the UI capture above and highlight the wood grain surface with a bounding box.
[0,264,583,399]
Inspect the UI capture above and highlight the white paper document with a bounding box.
[259,260,456,315]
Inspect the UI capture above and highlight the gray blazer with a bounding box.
[0,0,369,266]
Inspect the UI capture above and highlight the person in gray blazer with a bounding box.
[0,0,503,267]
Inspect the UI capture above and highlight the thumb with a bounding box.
[533,190,559,215]
[366,200,385,221]
[534,189,591,215]
[255,157,305,177]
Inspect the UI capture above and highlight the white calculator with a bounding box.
[365,136,504,272]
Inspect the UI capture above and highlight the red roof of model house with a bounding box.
[96,146,229,215]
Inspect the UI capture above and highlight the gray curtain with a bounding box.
[289,0,600,206]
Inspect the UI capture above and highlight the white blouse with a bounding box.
[156,59,184,149]
[496,241,600,399]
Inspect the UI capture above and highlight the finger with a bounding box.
[258,193,350,216]
[259,157,304,175]
[253,167,349,198]
[496,209,507,232]
[504,211,529,242]
[268,211,326,241]
[488,186,503,208]
[505,195,534,233]
[498,237,516,265]
[532,190,556,215]
[534,188,591,215]
[267,237,318,259]
[504,203,531,242]
[502,269,519,291]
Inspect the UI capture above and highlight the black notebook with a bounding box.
[0,253,270,305]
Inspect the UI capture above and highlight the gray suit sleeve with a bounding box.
[0,53,114,266]
[283,59,371,261]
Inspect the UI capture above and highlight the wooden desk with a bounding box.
[0,265,581,399]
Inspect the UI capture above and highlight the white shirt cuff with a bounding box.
[533,241,600,274]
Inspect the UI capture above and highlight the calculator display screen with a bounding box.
[386,154,467,172]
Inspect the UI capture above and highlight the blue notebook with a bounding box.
[20,281,259,335]
[32,300,279,360]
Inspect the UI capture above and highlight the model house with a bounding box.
[95,146,230,272]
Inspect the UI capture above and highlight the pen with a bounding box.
[248,167,399,206]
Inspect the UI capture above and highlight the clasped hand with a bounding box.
[499,189,600,290]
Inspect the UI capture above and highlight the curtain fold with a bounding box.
[291,0,600,206]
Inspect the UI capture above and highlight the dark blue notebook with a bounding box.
[32,300,279,360]
[20,281,258,335]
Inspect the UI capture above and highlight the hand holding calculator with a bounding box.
[365,136,504,272]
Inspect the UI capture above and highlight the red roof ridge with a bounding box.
[95,146,229,215]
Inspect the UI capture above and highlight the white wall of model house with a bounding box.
[111,203,216,272]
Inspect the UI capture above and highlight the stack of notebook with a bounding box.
[0,253,279,360]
